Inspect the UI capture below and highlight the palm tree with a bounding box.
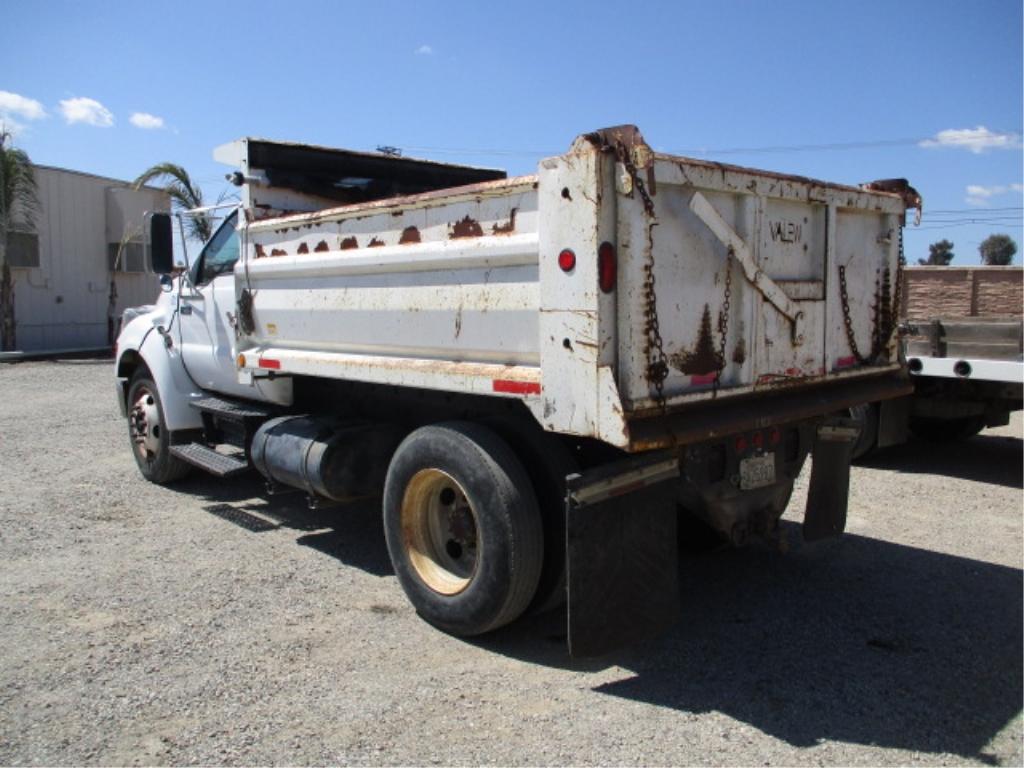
[133,163,213,243]
[0,130,41,351]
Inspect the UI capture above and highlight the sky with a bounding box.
[2,0,1022,264]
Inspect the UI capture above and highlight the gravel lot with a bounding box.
[1,358,1021,766]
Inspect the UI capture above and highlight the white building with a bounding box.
[5,166,169,353]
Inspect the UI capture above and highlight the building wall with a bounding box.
[11,166,169,352]
[903,266,1023,320]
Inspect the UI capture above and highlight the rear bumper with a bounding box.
[625,370,912,451]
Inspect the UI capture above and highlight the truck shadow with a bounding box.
[175,471,1022,761]
[859,431,1022,490]
[178,472,393,577]
[477,524,1023,762]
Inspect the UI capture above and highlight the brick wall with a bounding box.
[902,266,1022,320]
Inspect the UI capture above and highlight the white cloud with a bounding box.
[59,96,114,127]
[920,126,1022,154]
[414,44,433,55]
[0,90,47,121]
[129,112,164,130]
[965,183,1024,206]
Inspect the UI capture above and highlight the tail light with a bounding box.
[558,248,576,272]
[598,241,616,293]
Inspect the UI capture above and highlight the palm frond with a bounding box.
[134,162,212,242]
[0,131,41,234]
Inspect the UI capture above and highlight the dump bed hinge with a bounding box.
[689,191,805,346]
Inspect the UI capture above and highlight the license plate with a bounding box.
[739,453,775,490]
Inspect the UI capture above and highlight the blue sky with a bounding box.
[3,0,1021,263]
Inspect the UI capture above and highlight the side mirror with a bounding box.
[149,213,174,274]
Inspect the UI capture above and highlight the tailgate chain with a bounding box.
[642,224,669,410]
[609,135,669,412]
[713,247,734,396]
[839,226,907,364]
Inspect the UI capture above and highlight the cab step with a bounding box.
[190,396,277,422]
[170,443,250,477]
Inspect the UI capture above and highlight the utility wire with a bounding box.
[395,129,1022,159]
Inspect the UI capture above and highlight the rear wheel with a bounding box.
[383,422,543,636]
[848,402,879,461]
[127,371,191,484]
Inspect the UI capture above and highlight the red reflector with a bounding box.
[735,435,748,453]
[752,431,764,449]
[258,358,281,370]
[769,427,781,445]
[598,241,616,293]
[836,355,857,369]
[558,248,576,272]
[493,379,541,396]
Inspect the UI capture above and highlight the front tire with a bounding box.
[127,371,191,484]
[383,422,543,636]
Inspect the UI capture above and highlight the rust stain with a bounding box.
[399,226,421,244]
[450,215,484,239]
[314,240,329,252]
[270,248,287,257]
[731,337,746,365]
[491,208,518,235]
[255,244,267,259]
[297,243,309,254]
[340,237,359,250]
[669,304,721,376]
[367,237,385,248]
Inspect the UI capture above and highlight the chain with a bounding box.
[609,138,667,412]
[890,226,906,338]
[713,247,734,397]
[642,223,668,411]
[838,264,867,364]
[839,224,907,366]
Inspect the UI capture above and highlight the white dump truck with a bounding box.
[115,126,918,655]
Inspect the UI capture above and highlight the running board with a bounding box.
[190,396,277,422]
[170,443,250,477]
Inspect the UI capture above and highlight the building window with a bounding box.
[108,241,146,273]
[7,231,40,268]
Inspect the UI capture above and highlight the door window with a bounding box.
[193,212,240,285]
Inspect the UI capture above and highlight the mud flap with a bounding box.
[803,420,860,541]
[566,453,680,657]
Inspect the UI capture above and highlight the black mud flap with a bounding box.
[803,420,860,542]
[566,452,680,658]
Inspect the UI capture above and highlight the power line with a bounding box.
[925,206,1022,215]
[395,129,1023,159]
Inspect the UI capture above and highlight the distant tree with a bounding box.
[0,130,40,351]
[978,234,1017,266]
[918,239,954,266]
[133,163,212,243]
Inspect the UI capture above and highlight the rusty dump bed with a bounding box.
[225,126,917,450]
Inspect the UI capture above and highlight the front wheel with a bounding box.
[127,371,191,484]
[383,422,543,636]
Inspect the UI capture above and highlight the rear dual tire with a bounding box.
[383,422,543,636]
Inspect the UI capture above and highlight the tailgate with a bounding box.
[615,152,912,412]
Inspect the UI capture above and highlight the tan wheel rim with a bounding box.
[401,468,479,595]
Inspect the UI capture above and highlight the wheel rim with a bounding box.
[129,386,162,462]
[401,468,479,595]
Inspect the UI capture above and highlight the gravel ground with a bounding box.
[0,358,1021,766]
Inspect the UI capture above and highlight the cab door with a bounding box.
[177,212,250,398]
